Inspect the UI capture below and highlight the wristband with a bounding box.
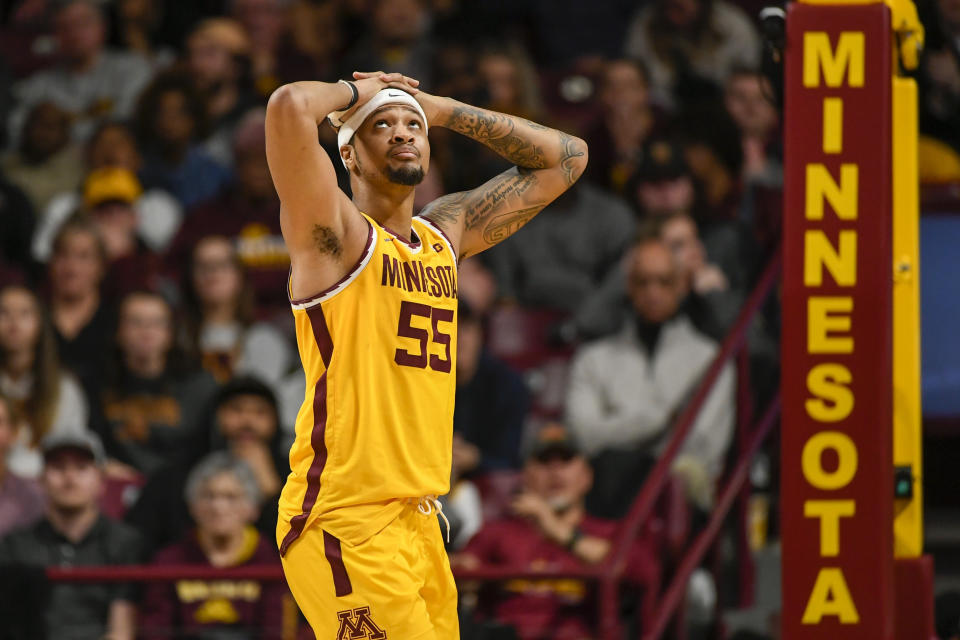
[564,527,584,552]
[337,80,359,112]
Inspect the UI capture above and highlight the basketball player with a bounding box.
[265,70,587,639]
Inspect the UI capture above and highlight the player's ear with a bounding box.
[340,145,354,171]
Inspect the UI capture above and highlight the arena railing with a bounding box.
[44,250,783,640]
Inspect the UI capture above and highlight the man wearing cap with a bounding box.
[455,424,659,640]
[266,70,587,638]
[0,432,142,640]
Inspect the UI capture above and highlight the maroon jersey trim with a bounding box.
[279,305,333,556]
[288,219,376,308]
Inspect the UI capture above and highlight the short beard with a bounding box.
[384,164,425,186]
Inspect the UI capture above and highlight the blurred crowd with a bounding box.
[0,0,955,638]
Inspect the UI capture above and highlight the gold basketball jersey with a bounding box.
[278,212,458,554]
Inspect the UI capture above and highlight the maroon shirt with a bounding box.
[167,190,289,317]
[463,515,660,640]
[141,527,294,640]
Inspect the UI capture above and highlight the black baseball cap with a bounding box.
[215,376,278,413]
[634,139,689,184]
[525,424,581,461]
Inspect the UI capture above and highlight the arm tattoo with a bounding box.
[462,168,539,232]
[422,168,545,257]
[445,106,547,170]
[559,132,587,186]
[482,206,543,244]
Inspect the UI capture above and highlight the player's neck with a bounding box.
[352,183,417,242]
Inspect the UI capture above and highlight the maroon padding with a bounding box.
[323,530,354,597]
[894,556,936,640]
[279,305,334,556]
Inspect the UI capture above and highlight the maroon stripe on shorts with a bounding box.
[323,530,353,597]
[279,306,334,556]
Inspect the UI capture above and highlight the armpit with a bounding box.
[312,225,343,258]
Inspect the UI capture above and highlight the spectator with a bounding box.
[168,108,290,316]
[105,0,175,68]
[135,70,231,209]
[127,376,290,555]
[2,101,83,213]
[521,0,638,68]
[82,167,164,301]
[0,431,141,640]
[565,236,735,516]
[340,0,436,87]
[624,0,761,109]
[679,104,745,225]
[485,182,635,319]
[456,424,659,640]
[185,18,262,166]
[101,291,218,475]
[7,0,153,145]
[918,0,960,153]
[0,285,89,478]
[454,301,529,473]
[456,257,499,317]
[723,68,782,186]
[627,138,697,218]
[141,452,294,639]
[584,59,664,195]
[182,235,293,386]
[0,393,44,537]
[0,169,37,283]
[47,217,114,407]
[36,121,183,261]
[660,211,744,340]
[279,0,343,85]
[477,45,545,119]
[231,0,291,97]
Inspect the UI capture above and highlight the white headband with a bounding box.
[329,89,428,168]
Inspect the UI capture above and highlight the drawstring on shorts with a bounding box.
[412,495,450,543]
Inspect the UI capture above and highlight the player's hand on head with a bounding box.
[352,70,420,91]
[336,71,421,123]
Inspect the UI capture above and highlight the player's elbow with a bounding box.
[564,136,589,183]
[267,84,307,121]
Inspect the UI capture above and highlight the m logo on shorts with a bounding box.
[336,606,386,639]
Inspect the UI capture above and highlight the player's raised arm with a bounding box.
[416,95,588,260]
[265,74,420,295]
[265,81,357,249]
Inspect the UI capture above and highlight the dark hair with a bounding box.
[0,285,64,445]
[647,0,723,62]
[86,120,137,154]
[633,218,665,246]
[180,235,255,365]
[680,103,744,177]
[134,69,209,150]
[50,214,109,270]
[602,58,651,89]
[109,289,191,386]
